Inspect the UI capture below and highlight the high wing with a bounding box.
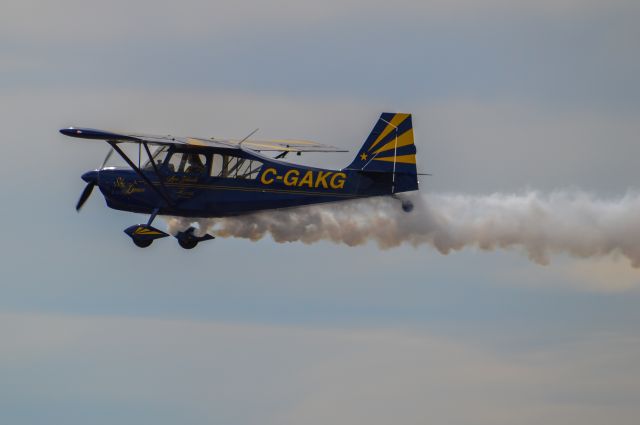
[60,127,348,153]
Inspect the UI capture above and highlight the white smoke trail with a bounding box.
[165,191,640,266]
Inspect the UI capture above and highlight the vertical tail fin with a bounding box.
[346,113,418,192]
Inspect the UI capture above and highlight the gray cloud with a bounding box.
[416,99,640,193]
[3,0,631,42]
[2,313,639,425]
[3,0,638,112]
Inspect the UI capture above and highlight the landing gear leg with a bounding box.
[147,208,159,226]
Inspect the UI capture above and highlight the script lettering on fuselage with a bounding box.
[260,168,346,190]
[166,175,199,185]
[114,177,145,195]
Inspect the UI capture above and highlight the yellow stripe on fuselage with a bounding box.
[158,182,355,198]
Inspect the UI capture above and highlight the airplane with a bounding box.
[61,112,420,249]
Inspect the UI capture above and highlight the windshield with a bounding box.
[143,146,170,170]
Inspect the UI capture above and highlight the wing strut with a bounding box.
[141,142,173,202]
[108,141,174,207]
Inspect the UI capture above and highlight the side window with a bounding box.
[184,153,207,175]
[211,154,223,177]
[166,152,185,173]
[210,154,263,180]
[236,158,262,179]
[225,156,242,178]
[143,146,169,170]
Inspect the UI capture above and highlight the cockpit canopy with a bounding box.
[144,146,263,180]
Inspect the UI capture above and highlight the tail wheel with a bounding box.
[401,200,414,213]
[178,239,198,249]
[133,238,153,248]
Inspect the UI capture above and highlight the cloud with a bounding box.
[416,99,640,193]
[2,0,634,43]
[1,313,639,425]
[561,256,640,292]
[281,330,640,425]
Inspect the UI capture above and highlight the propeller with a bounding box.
[100,147,114,169]
[76,180,95,212]
[76,148,113,212]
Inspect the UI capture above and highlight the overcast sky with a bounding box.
[2,1,640,424]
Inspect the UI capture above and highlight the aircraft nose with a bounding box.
[81,170,99,183]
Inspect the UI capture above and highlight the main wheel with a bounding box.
[178,239,198,249]
[133,238,152,248]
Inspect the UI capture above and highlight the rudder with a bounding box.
[346,112,418,192]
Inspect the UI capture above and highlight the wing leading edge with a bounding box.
[60,127,348,153]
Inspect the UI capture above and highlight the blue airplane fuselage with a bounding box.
[87,146,416,218]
